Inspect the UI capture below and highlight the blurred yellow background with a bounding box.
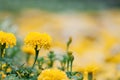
[0,0,120,80]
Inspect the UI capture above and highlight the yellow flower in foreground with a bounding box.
[0,31,16,48]
[24,32,52,50]
[22,46,35,55]
[38,69,68,80]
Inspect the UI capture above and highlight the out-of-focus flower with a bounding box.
[84,64,99,73]
[0,31,16,48]
[28,58,34,66]
[2,63,6,69]
[6,67,12,73]
[106,53,120,63]
[83,64,99,80]
[24,32,52,50]
[101,31,119,52]
[0,71,6,79]
[105,44,120,64]
[38,69,68,80]
[22,46,35,55]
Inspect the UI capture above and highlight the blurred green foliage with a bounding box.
[0,0,119,12]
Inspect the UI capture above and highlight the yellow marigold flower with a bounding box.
[22,46,35,55]
[0,31,16,48]
[40,33,52,49]
[38,69,68,80]
[24,32,52,50]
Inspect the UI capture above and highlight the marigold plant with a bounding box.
[24,32,52,68]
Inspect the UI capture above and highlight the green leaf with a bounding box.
[4,74,20,80]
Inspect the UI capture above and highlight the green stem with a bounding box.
[49,60,53,68]
[88,72,93,80]
[0,43,6,58]
[62,63,65,71]
[0,43,6,70]
[66,46,68,52]
[32,47,39,68]
[1,48,4,58]
[67,60,69,72]
[70,60,73,72]
[26,54,30,65]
